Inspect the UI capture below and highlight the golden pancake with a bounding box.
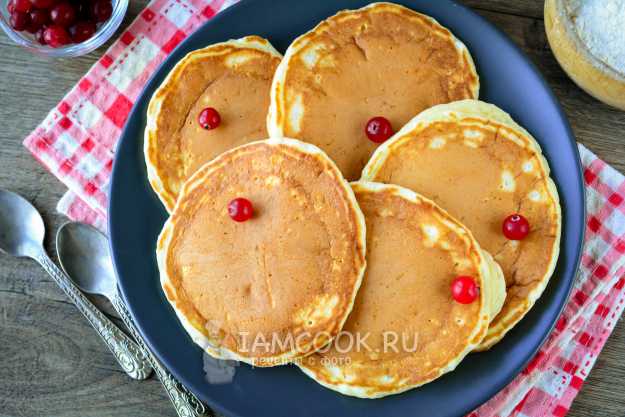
[298,182,505,398]
[362,100,562,350]
[267,2,479,180]
[157,138,367,367]
[145,36,282,212]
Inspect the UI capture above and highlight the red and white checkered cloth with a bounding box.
[22,1,625,415]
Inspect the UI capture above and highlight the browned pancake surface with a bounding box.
[269,3,478,180]
[158,139,366,366]
[146,37,282,211]
[364,101,561,349]
[299,182,494,397]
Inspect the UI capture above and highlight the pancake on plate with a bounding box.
[298,182,505,398]
[145,36,282,212]
[362,100,562,350]
[156,138,367,367]
[267,2,479,180]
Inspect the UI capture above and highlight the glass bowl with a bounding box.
[0,0,128,58]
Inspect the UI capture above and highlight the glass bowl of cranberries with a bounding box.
[0,0,127,57]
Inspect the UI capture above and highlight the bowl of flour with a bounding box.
[545,0,625,110]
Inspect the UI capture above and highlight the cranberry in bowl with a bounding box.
[0,0,127,58]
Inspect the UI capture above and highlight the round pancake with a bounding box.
[362,100,562,350]
[267,2,479,180]
[298,182,505,398]
[157,138,367,367]
[145,36,282,212]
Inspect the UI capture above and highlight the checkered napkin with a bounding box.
[22,1,625,415]
[24,0,237,231]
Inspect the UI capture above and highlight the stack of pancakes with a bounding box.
[146,2,561,398]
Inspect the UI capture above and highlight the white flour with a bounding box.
[565,0,625,74]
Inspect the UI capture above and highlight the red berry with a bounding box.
[91,0,112,23]
[13,0,32,13]
[35,27,46,44]
[70,20,96,42]
[198,107,221,130]
[451,276,479,304]
[28,9,49,31]
[9,11,30,31]
[228,198,253,222]
[43,24,71,47]
[31,0,58,8]
[365,116,394,143]
[502,214,530,240]
[50,2,76,27]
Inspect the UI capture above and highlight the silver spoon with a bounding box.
[0,189,151,380]
[56,221,208,417]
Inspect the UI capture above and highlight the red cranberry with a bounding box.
[31,0,58,8]
[69,20,95,42]
[43,24,71,47]
[198,107,221,130]
[451,276,479,304]
[91,0,112,23]
[28,9,49,31]
[35,27,46,44]
[502,214,530,240]
[228,198,254,222]
[12,0,32,13]
[9,11,30,31]
[50,2,76,27]
[365,116,394,143]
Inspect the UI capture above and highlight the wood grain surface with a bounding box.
[0,1,623,416]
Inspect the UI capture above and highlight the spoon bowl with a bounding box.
[0,189,45,258]
[57,222,117,300]
[56,221,206,416]
[0,189,151,380]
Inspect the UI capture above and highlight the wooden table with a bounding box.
[1,1,623,416]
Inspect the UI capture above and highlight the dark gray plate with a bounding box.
[109,1,585,416]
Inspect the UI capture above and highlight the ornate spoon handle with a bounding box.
[111,292,209,417]
[34,250,153,380]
